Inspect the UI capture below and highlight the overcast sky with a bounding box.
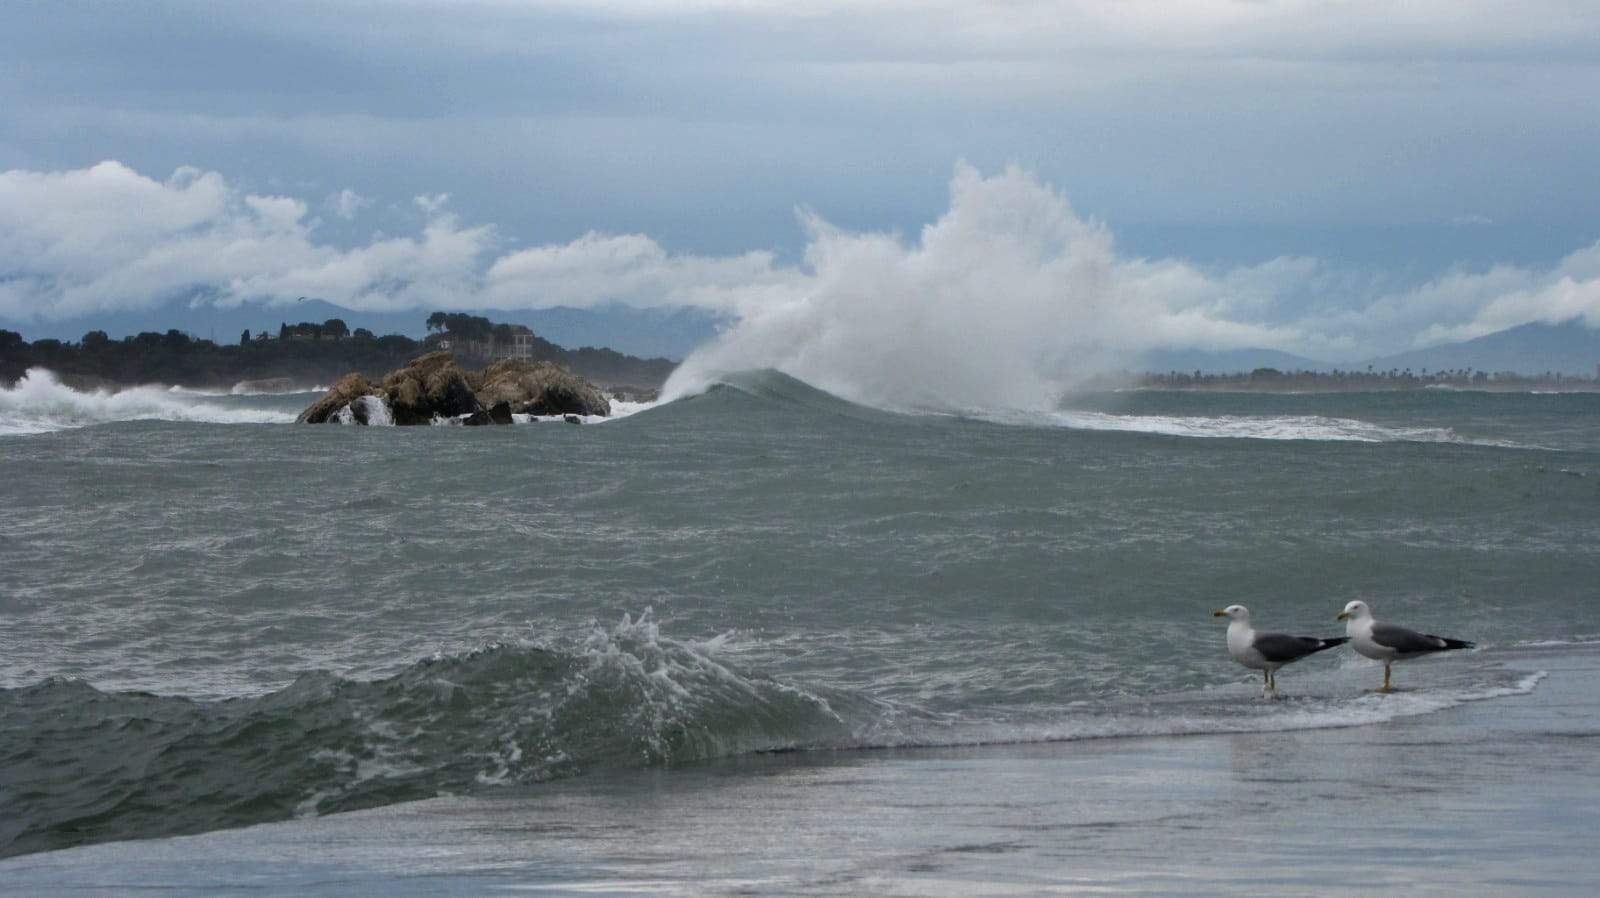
[3,0,1600,361]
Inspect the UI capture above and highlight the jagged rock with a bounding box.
[381,352,481,425]
[474,358,610,417]
[298,353,609,426]
[295,373,382,424]
[563,414,582,424]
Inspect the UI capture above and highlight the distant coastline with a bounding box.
[0,313,675,397]
[1123,366,1600,393]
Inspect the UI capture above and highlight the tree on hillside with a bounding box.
[322,318,349,340]
[426,311,449,332]
[439,313,493,340]
[240,329,251,347]
[83,330,110,350]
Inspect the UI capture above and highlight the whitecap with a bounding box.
[0,368,296,435]
[977,407,1530,446]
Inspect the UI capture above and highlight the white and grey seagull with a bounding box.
[1213,604,1349,694]
[1337,600,1474,692]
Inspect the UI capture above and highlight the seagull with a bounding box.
[1337,600,1474,692]
[1213,605,1349,694]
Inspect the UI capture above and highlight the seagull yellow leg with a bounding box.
[1378,665,1392,694]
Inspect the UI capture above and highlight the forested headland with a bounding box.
[0,313,677,393]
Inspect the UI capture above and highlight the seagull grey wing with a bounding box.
[1369,622,1450,655]
[1251,633,1325,664]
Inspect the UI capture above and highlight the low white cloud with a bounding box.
[484,232,796,310]
[1407,244,1600,345]
[0,161,500,319]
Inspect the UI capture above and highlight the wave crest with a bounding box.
[662,369,1524,445]
[0,611,849,857]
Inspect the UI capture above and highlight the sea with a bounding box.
[2,366,1598,895]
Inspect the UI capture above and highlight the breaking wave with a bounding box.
[0,613,858,858]
[0,369,297,435]
[0,609,1544,859]
[665,369,1529,446]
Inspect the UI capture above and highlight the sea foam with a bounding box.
[0,368,296,435]
[1034,410,1514,445]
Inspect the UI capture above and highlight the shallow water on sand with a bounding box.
[4,642,1595,896]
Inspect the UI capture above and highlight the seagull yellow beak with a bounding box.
[1213,610,1227,617]
[1335,611,1350,621]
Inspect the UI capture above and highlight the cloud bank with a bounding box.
[3,160,1599,398]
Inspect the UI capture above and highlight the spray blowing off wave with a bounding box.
[663,163,1301,413]
[0,368,296,434]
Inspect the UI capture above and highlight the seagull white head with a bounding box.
[1213,604,1250,621]
[1337,600,1371,622]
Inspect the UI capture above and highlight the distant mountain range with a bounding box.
[1362,320,1600,376]
[1141,319,1600,377]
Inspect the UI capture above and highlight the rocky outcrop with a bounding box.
[297,354,611,425]
[468,358,611,417]
[380,352,481,425]
[295,373,382,424]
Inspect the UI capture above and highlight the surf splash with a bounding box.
[331,394,395,426]
[0,368,297,435]
[663,163,1303,413]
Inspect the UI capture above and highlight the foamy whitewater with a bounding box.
[0,368,657,436]
[0,369,299,435]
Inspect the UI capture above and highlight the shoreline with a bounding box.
[4,641,1595,896]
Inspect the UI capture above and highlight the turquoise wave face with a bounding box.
[2,370,1598,855]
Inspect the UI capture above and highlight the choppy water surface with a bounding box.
[2,370,1598,858]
